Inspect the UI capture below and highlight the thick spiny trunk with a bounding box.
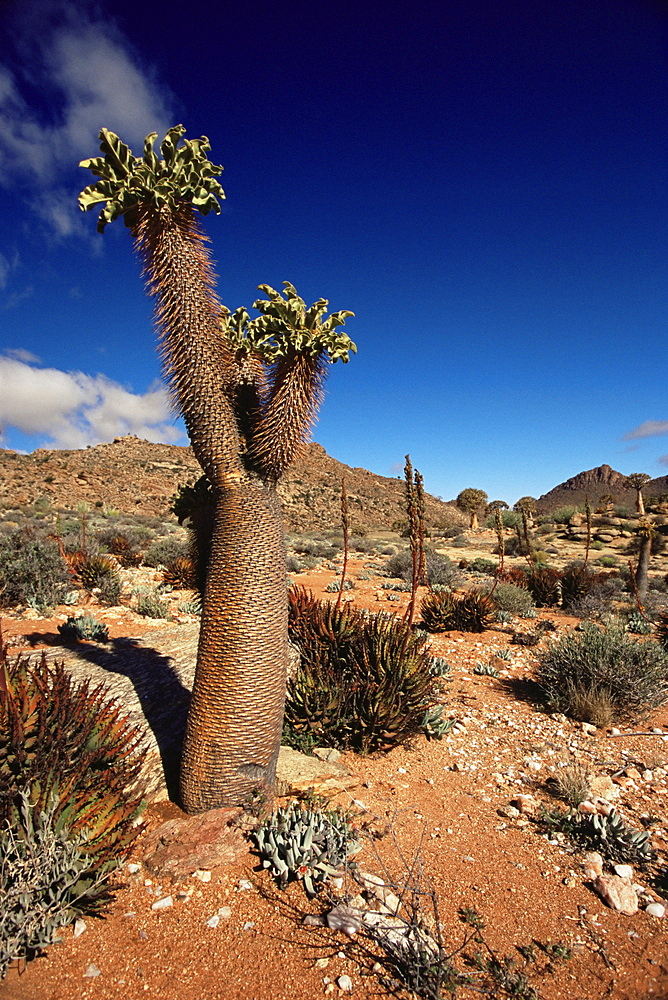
[135,204,288,812]
[180,476,288,812]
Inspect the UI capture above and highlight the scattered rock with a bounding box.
[326,905,364,937]
[83,964,101,978]
[337,974,353,992]
[276,746,359,798]
[142,807,246,877]
[588,775,619,801]
[151,895,174,911]
[581,852,604,877]
[73,919,87,939]
[593,874,638,915]
[645,903,666,918]
[510,794,538,815]
[613,864,634,880]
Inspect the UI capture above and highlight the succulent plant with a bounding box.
[510,631,541,646]
[0,644,145,847]
[429,656,453,677]
[525,567,561,608]
[57,615,109,643]
[252,802,361,896]
[625,611,653,635]
[75,554,120,593]
[287,587,436,753]
[420,589,495,633]
[574,809,654,865]
[473,662,499,677]
[0,790,123,977]
[135,589,169,618]
[421,705,455,740]
[163,555,197,589]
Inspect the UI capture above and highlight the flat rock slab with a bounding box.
[142,806,247,877]
[276,745,360,798]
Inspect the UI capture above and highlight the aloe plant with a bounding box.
[79,127,355,811]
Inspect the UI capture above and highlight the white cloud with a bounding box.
[0,1,173,233]
[0,356,186,449]
[623,420,668,440]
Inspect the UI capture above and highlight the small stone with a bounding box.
[595,800,615,817]
[206,915,220,928]
[237,879,253,891]
[578,800,598,814]
[581,722,597,735]
[613,864,634,880]
[315,958,330,969]
[73,919,87,938]
[498,805,520,819]
[511,794,537,815]
[242,920,255,931]
[593,875,638,915]
[192,869,212,883]
[651,728,664,735]
[303,914,326,927]
[610,727,622,736]
[337,974,353,992]
[84,964,101,978]
[625,766,642,781]
[645,902,666,918]
[151,895,173,911]
[397,767,407,774]
[563,877,577,887]
[588,775,619,801]
[127,863,141,874]
[642,770,654,782]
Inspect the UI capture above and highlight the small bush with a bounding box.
[596,555,618,568]
[0,527,70,610]
[492,583,535,616]
[143,536,190,568]
[468,557,497,575]
[448,533,469,548]
[135,590,169,619]
[536,622,668,722]
[383,549,455,587]
[57,615,109,643]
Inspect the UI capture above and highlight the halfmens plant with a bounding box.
[79,126,355,811]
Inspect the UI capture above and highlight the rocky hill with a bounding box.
[0,436,465,534]
[535,464,668,514]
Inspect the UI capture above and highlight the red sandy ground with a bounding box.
[1,555,668,1000]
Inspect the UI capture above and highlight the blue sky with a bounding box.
[0,0,666,505]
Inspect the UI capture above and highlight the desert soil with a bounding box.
[1,553,668,1000]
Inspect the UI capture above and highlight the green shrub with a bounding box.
[0,527,70,611]
[143,536,190,568]
[383,548,455,587]
[468,558,497,575]
[135,589,169,619]
[492,583,535,616]
[551,506,578,525]
[536,622,668,722]
[286,588,436,753]
[596,555,618,568]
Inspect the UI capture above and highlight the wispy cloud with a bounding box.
[0,356,186,449]
[0,1,173,234]
[623,420,668,440]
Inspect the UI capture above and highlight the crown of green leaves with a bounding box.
[79,126,225,232]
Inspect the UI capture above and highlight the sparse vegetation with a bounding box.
[536,621,668,722]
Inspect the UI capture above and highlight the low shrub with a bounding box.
[135,590,169,619]
[286,588,436,753]
[0,527,70,611]
[143,536,190,568]
[492,583,535,616]
[57,615,109,643]
[536,622,668,723]
[468,557,497,575]
[383,548,455,587]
